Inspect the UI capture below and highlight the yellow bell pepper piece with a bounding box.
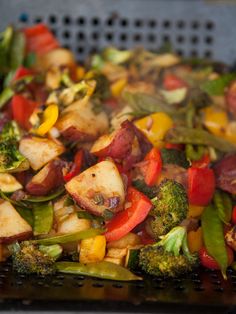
[135,112,173,148]
[188,205,204,218]
[79,235,106,264]
[76,66,85,80]
[36,104,59,136]
[187,227,203,253]
[111,78,127,97]
[203,106,236,144]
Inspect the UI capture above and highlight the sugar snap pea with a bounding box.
[26,187,64,203]
[33,228,103,245]
[56,261,142,281]
[201,205,228,279]
[213,190,232,225]
[33,202,53,236]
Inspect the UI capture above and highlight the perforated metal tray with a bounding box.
[1,0,236,312]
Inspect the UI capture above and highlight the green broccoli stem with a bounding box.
[39,244,63,261]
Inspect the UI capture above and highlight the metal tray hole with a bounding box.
[162,20,171,29]
[194,286,205,292]
[34,17,43,24]
[176,20,185,29]
[105,33,114,41]
[191,21,200,30]
[77,17,86,26]
[147,34,156,43]
[73,282,84,287]
[191,35,199,45]
[91,32,99,40]
[205,21,214,30]
[205,50,212,58]
[112,283,123,289]
[120,33,128,42]
[154,284,166,290]
[77,46,84,54]
[0,274,6,279]
[133,33,142,42]
[192,279,202,284]
[190,50,198,57]
[177,35,185,43]
[52,280,63,287]
[205,36,213,45]
[211,280,221,285]
[74,275,85,280]
[49,15,57,24]
[148,20,157,28]
[56,275,64,280]
[16,280,23,286]
[176,49,184,57]
[63,30,71,39]
[134,19,143,28]
[120,19,129,27]
[162,35,170,43]
[19,13,29,23]
[106,18,115,27]
[77,32,85,40]
[92,282,104,288]
[91,17,100,26]
[174,285,185,291]
[214,287,224,292]
[63,16,71,25]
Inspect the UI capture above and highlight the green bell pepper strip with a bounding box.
[201,73,236,96]
[165,127,236,153]
[201,205,228,279]
[33,202,53,236]
[213,190,232,225]
[16,206,34,227]
[0,87,14,109]
[32,228,103,245]
[56,261,142,281]
[9,31,25,70]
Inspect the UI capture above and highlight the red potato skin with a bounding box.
[0,231,33,244]
[93,124,135,159]
[226,81,236,118]
[61,126,97,143]
[213,154,236,194]
[26,159,64,196]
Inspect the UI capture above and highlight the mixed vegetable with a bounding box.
[0,23,236,281]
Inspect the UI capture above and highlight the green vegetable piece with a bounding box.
[26,187,65,203]
[0,87,14,109]
[213,190,232,225]
[33,228,103,245]
[165,127,236,153]
[0,26,13,72]
[56,261,142,281]
[133,179,158,199]
[77,210,104,223]
[9,31,25,70]
[33,202,53,236]
[16,206,34,227]
[1,121,21,141]
[185,144,205,161]
[160,148,190,169]
[202,205,228,279]
[201,73,236,96]
[39,244,62,261]
[24,52,36,68]
[102,47,132,65]
[125,249,140,271]
[0,140,29,173]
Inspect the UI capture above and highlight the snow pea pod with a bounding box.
[213,190,232,225]
[201,205,228,279]
[165,127,236,153]
[56,261,142,281]
[26,187,64,203]
[33,228,103,245]
[16,206,34,227]
[33,202,53,236]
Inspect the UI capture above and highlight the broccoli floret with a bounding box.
[139,226,198,277]
[149,179,188,239]
[160,148,190,169]
[11,242,62,275]
[0,140,28,172]
[133,179,158,199]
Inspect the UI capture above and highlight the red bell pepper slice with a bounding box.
[104,187,153,242]
[140,148,162,186]
[199,246,234,270]
[63,150,84,182]
[12,94,38,130]
[24,24,59,55]
[188,167,215,206]
[232,206,236,225]
[165,143,184,150]
[12,66,33,81]
[191,154,211,169]
[163,74,187,91]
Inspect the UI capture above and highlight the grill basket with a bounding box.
[1,0,236,312]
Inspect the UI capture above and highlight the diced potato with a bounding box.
[111,105,133,130]
[56,101,108,142]
[106,248,127,259]
[107,233,141,249]
[57,213,91,234]
[79,235,106,263]
[103,256,124,266]
[0,173,22,193]
[0,200,32,243]
[37,48,76,70]
[19,137,65,170]
[65,160,125,216]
